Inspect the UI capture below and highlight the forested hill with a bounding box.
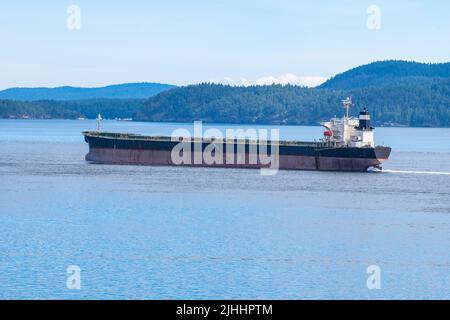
[134,80,450,127]
[2,61,450,127]
[0,83,175,100]
[0,99,145,120]
[133,61,450,127]
[320,60,450,90]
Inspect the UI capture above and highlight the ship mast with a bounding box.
[97,113,102,132]
[342,97,352,119]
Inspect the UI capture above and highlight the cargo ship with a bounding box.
[83,98,391,172]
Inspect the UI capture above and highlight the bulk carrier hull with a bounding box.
[83,132,391,172]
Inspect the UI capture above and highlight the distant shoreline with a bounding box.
[0,117,447,128]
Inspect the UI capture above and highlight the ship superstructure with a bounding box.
[322,97,375,148]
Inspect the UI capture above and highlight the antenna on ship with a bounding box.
[342,97,352,119]
[97,113,102,132]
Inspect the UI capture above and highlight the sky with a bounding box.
[1,0,449,89]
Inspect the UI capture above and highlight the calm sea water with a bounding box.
[0,119,449,299]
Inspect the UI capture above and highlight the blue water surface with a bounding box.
[0,119,449,299]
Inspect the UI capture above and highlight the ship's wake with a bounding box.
[383,169,450,175]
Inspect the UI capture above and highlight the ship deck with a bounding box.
[82,131,323,148]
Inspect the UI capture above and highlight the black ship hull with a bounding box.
[83,132,391,172]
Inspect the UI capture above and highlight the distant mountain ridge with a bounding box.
[134,60,450,127]
[132,80,450,127]
[2,61,450,127]
[320,60,450,90]
[0,83,176,101]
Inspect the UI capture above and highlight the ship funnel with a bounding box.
[357,108,372,130]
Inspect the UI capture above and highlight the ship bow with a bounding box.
[374,146,391,163]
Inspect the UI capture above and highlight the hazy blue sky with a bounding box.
[1,0,449,89]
